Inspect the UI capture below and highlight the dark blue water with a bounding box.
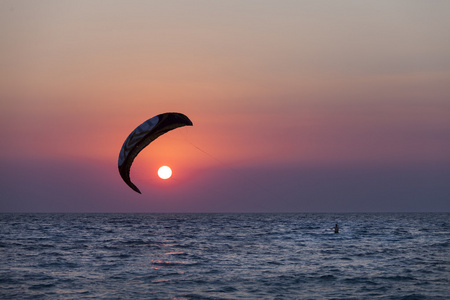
[0,213,448,299]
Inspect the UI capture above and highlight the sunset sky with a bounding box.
[1,1,449,212]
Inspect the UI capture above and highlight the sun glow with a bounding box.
[157,166,172,180]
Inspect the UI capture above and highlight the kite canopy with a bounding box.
[118,112,193,193]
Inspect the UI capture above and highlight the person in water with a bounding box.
[333,223,339,233]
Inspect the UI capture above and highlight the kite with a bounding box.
[118,112,193,193]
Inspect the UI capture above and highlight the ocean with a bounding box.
[0,213,448,299]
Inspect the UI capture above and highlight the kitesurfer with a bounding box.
[333,223,339,233]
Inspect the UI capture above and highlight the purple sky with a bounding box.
[1,1,449,212]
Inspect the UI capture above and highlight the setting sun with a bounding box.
[157,166,172,180]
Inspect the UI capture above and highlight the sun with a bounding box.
[157,166,172,180]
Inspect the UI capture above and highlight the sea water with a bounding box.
[0,213,448,299]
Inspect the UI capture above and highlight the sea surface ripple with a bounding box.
[0,213,449,299]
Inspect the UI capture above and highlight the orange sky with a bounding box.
[1,1,449,212]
